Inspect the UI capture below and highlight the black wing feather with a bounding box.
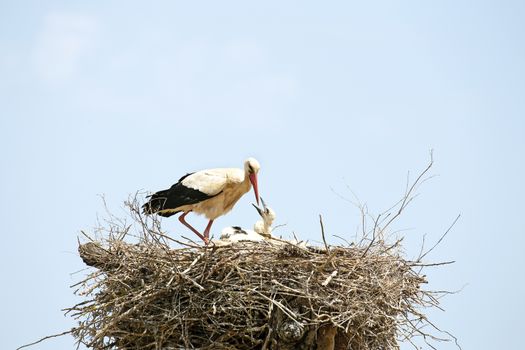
[142,173,220,217]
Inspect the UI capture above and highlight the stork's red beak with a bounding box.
[249,173,260,205]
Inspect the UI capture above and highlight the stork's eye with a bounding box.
[248,165,254,173]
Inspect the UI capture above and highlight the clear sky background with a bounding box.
[1,1,524,349]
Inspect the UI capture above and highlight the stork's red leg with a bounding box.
[203,219,214,241]
[178,212,208,244]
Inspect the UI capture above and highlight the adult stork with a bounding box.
[142,158,261,244]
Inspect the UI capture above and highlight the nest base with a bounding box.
[72,238,424,350]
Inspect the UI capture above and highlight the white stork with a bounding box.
[142,158,261,244]
[220,198,275,242]
[252,198,276,238]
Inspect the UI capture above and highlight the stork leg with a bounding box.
[203,219,214,241]
[178,212,208,244]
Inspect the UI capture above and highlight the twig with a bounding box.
[419,214,461,261]
[319,214,329,252]
[261,326,273,350]
[16,329,74,350]
[361,213,382,257]
[321,270,338,286]
[382,151,434,232]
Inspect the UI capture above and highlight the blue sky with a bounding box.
[1,1,524,349]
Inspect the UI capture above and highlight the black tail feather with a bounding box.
[142,189,170,214]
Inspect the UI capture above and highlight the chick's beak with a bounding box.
[260,197,268,212]
[252,203,264,217]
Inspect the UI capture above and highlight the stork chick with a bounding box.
[252,198,276,238]
[142,158,261,244]
[219,198,275,241]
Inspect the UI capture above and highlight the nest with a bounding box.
[67,200,452,350]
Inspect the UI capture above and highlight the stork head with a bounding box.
[244,157,260,205]
[252,198,275,226]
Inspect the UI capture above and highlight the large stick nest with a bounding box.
[68,200,453,350]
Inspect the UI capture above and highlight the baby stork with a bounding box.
[220,198,275,242]
[252,198,276,238]
[142,158,261,244]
